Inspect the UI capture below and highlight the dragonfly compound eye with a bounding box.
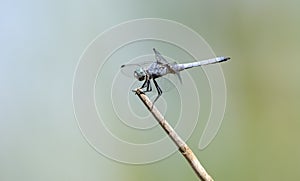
[134,68,146,81]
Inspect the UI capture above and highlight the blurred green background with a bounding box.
[1,0,300,180]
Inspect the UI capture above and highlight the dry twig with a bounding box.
[135,89,214,181]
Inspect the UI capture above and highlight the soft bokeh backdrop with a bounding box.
[1,0,300,180]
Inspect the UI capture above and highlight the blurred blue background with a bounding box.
[1,0,300,180]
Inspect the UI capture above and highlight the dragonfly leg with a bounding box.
[152,78,162,105]
[143,80,152,92]
[141,79,147,89]
[146,80,152,92]
[140,76,152,92]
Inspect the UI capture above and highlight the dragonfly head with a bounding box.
[134,67,146,81]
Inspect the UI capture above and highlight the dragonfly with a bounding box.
[121,48,230,105]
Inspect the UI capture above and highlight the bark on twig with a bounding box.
[135,89,214,181]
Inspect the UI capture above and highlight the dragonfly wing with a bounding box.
[153,48,169,64]
[120,59,156,78]
[175,71,182,84]
[156,77,177,92]
[120,63,141,78]
[153,48,182,82]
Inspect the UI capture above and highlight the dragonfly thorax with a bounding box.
[134,67,147,81]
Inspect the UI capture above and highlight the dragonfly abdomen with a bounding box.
[175,56,230,71]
